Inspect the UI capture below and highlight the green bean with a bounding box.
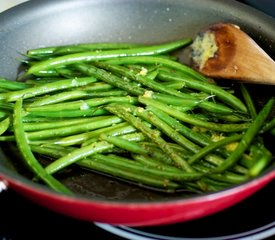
[248,146,272,177]
[206,112,250,123]
[75,64,146,96]
[31,144,73,158]
[96,62,235,115]
[240,84,257,119]
[124,104,201,154]
[26,115,123,140]
[31,144,181,191]
[0,37,273,194]
[27,96,137,112]
[105,103,196,171]
[188,135,242,164]
[119,132,146,142]
[55,67,84,78]
[146,70,159,81]
[77,82,114,91]
[260,117,275,133]
[34,69,61,77]
[0,102,14,113]
[212,97,274,173]
[0,78,28,90]
[161,81,184,90]
[239,143,263,169]
[100,134,147,154]
[27,108,108,118]
[131,154,199,179]
[0,77,97,102]
[94,62,193,98]
[22,116,110,132]
[45,141,114,174]
[144,107,248,175]
[104,56,208,82]
[139,96,250,132]
[56,122,136,146]
[0,117,11,135]
[27,42,145,58]
[143,141,194,163]
[0,135,15,141]
[27,90,92,107]
[148,106,211,146]
[44,131,146,175]
[80,154,181,191]
[193,163,248,184]
[203,154,248,175]
[28,83,120,107]
[158,72,247,112]
[153,93,234,115]
[13,98,72,194]
[25,78,65,85]
[26,39,192,75]
[87,154,204,182]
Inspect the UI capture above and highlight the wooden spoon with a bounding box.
[191,23,275,85]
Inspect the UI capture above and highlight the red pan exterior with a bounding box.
[1,170,274,226]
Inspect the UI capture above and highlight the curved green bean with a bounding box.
[13,98,72,194]
[26,39,192,75]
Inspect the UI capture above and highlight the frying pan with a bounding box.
[0,0,274,227]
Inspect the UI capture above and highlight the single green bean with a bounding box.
[27,108,108,118]
[13,98,72,194]
[26,115,123,140]
[27,42,145,57]
[26,39,192,75]
[240,84,257,119]
[27,96,137,112]
[22,116,110,132]
[0,78,28,90]
[100,134,147,154]
[0,77,97,102]
[0,117,11,135]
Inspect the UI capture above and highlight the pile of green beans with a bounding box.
[0,39,274,195]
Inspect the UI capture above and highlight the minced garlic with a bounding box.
[138,67,148,76]
[143,90,153,98]
[191,31,218,70]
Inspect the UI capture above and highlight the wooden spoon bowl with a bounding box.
[191,23,275,85]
